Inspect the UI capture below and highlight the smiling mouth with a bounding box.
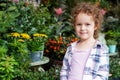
[80,32,87,34]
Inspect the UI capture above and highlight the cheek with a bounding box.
[75,27,80,33]
[75,28,78,33]
[75,27,79,34]
[75,26,80,31]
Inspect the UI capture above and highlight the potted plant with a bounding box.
[107,39,117,54]
[5,32,41,79]
[105,30,119,53]
[107,39,117,45]
[6,32,30,56]
[27,33,48,62]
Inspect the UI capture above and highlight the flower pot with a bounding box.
[30,51,44,62]
[108,45,117,53]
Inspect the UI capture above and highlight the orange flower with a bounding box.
[59,36,62,42]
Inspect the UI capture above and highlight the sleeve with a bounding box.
[60,46,71,80]
[93,45,109,80]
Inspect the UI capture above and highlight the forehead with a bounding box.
[76,13,94,23]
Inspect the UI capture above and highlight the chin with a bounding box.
[80,35,88,38]
[80,38,88,40]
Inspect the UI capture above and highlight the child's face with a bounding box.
[75,13,97,40]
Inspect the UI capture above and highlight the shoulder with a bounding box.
[97,41,108,49]
[65,41,78,55]
[95,40,109,53]
[67,41,78,49]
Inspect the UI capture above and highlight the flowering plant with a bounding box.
[6,32,30,57]
[7,32,48,53]
[8,32,30,41]
[45,36,78,60]
[27,33,48,52]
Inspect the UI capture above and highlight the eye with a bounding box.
[85,23,90,26]
[77,23,82,26]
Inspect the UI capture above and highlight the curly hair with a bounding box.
[71,2,103,39]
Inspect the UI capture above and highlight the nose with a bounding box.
[81,25,86,30]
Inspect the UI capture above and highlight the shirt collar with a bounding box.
[93,40,102,49]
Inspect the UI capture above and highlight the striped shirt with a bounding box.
[60,40,109,80]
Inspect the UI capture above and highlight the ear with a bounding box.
[94,26,97,30]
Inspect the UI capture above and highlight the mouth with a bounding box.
[80,32,88,34]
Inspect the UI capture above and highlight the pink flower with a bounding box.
[54,8,63,15]
[100,9,107,15]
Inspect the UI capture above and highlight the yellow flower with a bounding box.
[33,33,48,38]
[21,33,31,39]
[18,39,25,42]
[39,34,48,38]
[11,32,20,38]
[33,33,39,37]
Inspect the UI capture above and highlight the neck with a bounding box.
[80,38,96,44]
[76,38,97,51]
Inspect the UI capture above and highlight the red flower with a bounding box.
[54,8,63,15]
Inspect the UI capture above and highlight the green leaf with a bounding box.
[7,6,17,11]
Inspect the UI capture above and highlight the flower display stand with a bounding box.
[109,52,118,56]
[30,56,49,72]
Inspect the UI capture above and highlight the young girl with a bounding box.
[60,2,109,80]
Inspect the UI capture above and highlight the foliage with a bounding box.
[0,0,60,78]
[6,32,29,55]
[103,7,120,52]
[0,1,19,33]
[30,4,56,35]
[45,35,78,60]
[103,13,120,43]
[0,0,119,79]
[0,39,8,57]
[107,39,117,45]
[109,56,120,79]
[105,30,120,41]
[113,4,120,20]
[6,32,48,52]
[24,65,61,80]
[0,38,18,80]
[0,56,18,80]
[12,1,58,36]
[5,32,31,79]
[42,0,75,61]
[27,33,48,52]
[103,16,120,32]
[0,0,58,36]
[0,46,8,57]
